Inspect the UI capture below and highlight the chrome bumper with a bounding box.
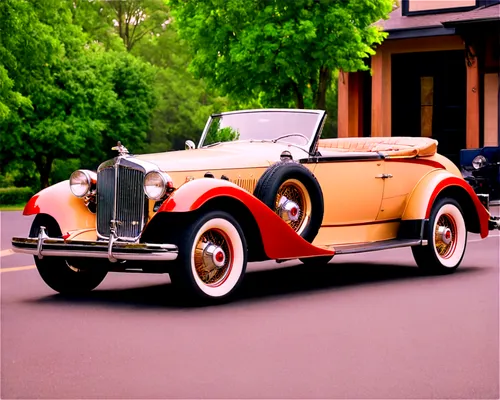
[490,216,500,230]
[479,194,500,230]
[11,226,178,263]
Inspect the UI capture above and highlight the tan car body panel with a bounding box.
[23,180,97,238]
[378,154,461,220]
[312,222,400,247]
[402,169,460,220]
[135,141,307,173]
[307,160,385,225]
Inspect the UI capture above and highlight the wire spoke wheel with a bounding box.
[169,211,248,301]
[434,214,458,259]
[274,179,311,235]
[194,228,232,287]
[412,197,467,273]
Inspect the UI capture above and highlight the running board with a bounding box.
[328,239,427,255]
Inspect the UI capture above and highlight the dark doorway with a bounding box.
[392,50,466,165]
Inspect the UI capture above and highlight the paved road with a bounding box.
[1,210,499,399]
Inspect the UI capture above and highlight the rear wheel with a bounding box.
[412,197,467,274]
[31,215,108,295]
[169,211,248,302]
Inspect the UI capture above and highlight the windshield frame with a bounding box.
[197,109,326,153]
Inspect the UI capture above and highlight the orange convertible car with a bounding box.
[12,109,500,302]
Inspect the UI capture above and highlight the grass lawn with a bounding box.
[0,204,25,211]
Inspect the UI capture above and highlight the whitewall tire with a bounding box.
[412,197,467,273]
[170,211,248,301]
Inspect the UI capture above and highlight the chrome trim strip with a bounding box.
[331,238,428,255]
[197,116,213,149]
[12,236,178,262]
[113,160,119,236]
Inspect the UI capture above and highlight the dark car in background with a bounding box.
[460,146,500,205]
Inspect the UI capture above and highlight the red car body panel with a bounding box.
[426,176,491,238]
[157,178,335,260]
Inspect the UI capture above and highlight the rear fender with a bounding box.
[157,178,334,260]
[402,170,490,238]
[22,180,96,236]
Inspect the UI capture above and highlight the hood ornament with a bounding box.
[112,141,129,156]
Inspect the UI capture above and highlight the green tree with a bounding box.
[0,0,157,189]
[70,0,125,51]
[72,0,170,52]
[204,118,240,146]
[168,0,392,109]
[133,23,236,150]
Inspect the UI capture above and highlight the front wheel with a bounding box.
[169,211,248,302]
[35,257,108,295]
[412,197,467,274]
[30,214,108,295]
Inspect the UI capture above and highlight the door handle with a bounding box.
[375,174,393,179]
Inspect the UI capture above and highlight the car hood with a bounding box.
[134,141,309,172]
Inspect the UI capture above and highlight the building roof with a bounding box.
[375,6,465,31]
[441,3,500,25]
[374,3,499,39]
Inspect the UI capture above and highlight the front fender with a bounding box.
[402,170,490,238]
[157,178,334,260]
[22,180,96,236]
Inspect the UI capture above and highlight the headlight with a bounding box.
[472,155,487,169]
[69,170,93,197]
[144,171,173,200]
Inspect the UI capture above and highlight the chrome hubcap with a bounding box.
[437,226,453,245]
[194,229,232,285]
[202,242,226,269]
[275,179,311,235]
[278,196,301,223]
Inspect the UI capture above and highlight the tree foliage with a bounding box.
[133,26,235,151]
[0,0,157,189]
[168,0,392,109]
[0,0,388,191]
[71,0,170,52]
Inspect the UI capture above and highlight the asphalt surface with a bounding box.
[1,210,499,399]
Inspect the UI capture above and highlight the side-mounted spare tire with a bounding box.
[253,160,324,244]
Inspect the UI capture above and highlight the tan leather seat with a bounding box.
[317,137,438,158]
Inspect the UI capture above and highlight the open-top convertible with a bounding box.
[12,109,500,302]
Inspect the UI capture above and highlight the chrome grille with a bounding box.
[96,162,146,240]
[97,168,115,237]
[116,167,145,238]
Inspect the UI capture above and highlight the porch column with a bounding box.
[466,46,480,148]
[371,50,391,137]
[337,72,362,137]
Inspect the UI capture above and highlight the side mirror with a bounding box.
[185,140,196,150]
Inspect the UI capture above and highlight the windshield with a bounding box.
[200,110,323,148]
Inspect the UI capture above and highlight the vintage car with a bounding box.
[11,109,500,302]
[460,146,500,204]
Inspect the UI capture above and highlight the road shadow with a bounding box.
[31,260,482,310]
